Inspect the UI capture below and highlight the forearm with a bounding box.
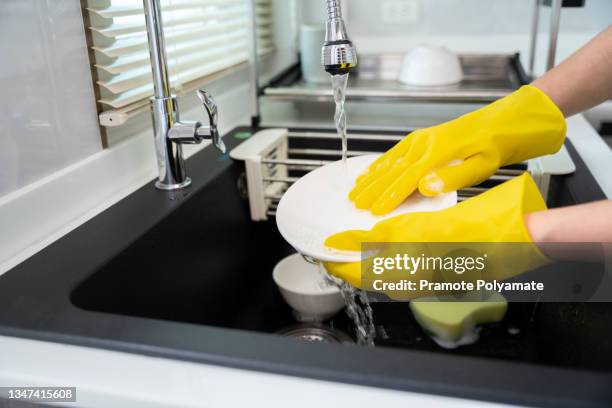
[526,200,612,242]
[531,26,612,117]
[525,200,612,261]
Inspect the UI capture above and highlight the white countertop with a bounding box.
[0,335,514,408]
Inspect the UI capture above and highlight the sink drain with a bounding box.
[277,325,353,344]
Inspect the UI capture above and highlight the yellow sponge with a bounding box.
[410,291,507,348]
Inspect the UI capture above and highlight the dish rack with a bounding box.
[229,128,575,222]
[261,54,530,104]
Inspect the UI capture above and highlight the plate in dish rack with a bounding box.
[275,154,457,263]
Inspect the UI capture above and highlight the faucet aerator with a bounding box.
[322,41,358,76]
[321,0,358,76]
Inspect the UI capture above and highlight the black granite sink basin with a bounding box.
[2,127,611,407]
[71,162,298,332]
[71,128,612,372]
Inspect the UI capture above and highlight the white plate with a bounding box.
[276,154,457,263]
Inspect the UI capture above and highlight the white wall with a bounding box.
[345,0,611,37]
[0,0,102,197]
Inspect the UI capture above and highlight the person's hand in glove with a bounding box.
[350,85,566,215]
[324,174,549,293]
[325,28,612,292]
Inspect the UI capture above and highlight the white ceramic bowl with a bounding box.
[273,254,344,322]
[399,45,463,86]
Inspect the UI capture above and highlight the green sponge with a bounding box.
[410,291,507,348]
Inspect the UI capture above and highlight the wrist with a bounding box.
[530,81,569,118]
[523,210,554,243]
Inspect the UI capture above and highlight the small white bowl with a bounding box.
[273,254,344,322]
[399,45,463,86]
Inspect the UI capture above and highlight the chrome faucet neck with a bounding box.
[326,0,342,20]
[142,0,225,191]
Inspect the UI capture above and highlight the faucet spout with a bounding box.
[142,0,224,190]
[321,0,358,75]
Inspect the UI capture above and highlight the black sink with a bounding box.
[71,129,612,372]
[2,127,611,408]
[71,163,297,332]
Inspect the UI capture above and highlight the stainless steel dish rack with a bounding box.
[261,54,530,104]
[230,128,575,221]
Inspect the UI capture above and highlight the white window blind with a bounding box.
[84,0,275,124]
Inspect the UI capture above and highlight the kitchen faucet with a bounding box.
[321,0,358,75]
[143,0,225,191]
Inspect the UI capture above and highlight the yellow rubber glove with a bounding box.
[324,173,549,294]
[350,85,566,215]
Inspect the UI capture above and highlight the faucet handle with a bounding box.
[196,89,226,153]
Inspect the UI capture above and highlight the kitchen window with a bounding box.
[82,0,275,132]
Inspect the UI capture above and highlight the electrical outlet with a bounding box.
[381,0,420,24]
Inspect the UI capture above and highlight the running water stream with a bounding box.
[319,265,376,346]
[332,74,349,165]
[324,74,376,345]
